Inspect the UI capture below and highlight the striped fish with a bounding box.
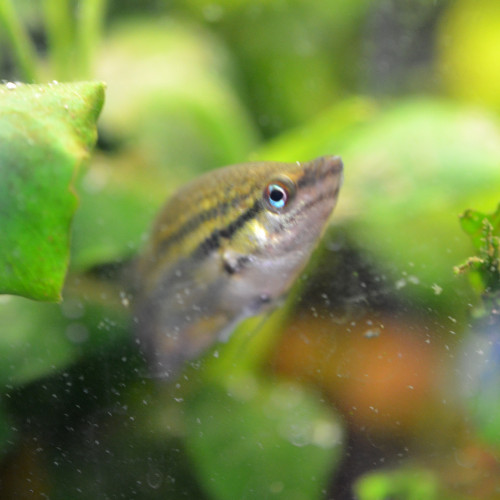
[134,155,343,378]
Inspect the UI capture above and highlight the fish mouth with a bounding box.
[316,155,343,179]
[318,155,343,199]
[275,155,343,237]
[310,155,343,202]
[299,155,344,220]
[297,155,343,190]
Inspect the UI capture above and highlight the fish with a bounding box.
[133,155,343,378]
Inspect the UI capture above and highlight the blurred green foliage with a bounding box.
[185,379,343,500]
[1,0,500,498]
[354,467,441,500]
[437,0,500,114]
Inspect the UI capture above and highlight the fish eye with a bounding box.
[263,177,295,212]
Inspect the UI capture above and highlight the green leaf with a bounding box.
[459,204,500,251]
[0,81,104,301]
[455,204,500,313]
[185,377,343,500]
[354,467,441,500]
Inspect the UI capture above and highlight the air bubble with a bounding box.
[65,323,89,343]
[147,468,163,489]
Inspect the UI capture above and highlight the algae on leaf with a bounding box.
[0,81,104,301]
[455,203,500,316]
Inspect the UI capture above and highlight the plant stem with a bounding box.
[0,0,38,82]
[76,0,107,79]
[43,0,75,81]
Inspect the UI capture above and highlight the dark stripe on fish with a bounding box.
[156,189,256,257]
[196,199,263,256]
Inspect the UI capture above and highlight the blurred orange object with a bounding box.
[272,312,461,443]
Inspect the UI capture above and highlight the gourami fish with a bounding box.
[134,155,343,378]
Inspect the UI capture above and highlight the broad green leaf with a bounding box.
[0,81,104,301]
[185,377,343,500]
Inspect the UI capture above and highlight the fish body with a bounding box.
[134,155,343,378]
